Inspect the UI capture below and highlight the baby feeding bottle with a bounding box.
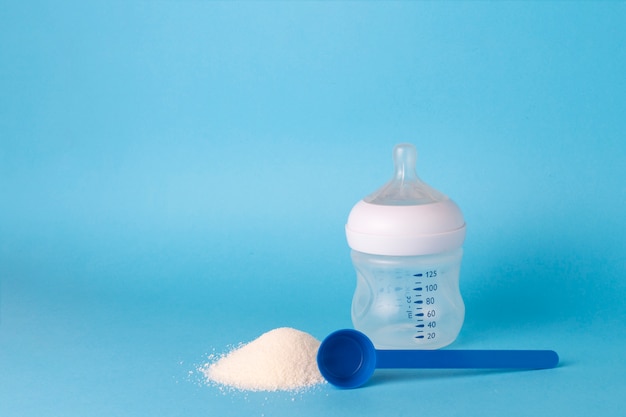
[346,143,466,349]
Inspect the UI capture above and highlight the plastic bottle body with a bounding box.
[351,248,465,350]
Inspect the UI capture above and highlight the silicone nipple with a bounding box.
[365,143,446,206]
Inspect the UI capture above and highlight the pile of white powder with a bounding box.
[201,327,326,392]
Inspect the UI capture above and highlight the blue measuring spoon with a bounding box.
[317,329,559,389]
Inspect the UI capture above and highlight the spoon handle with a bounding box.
[376,349,559,369]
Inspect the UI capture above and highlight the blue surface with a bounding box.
[1,1,625,416]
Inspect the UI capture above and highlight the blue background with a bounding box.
[1,1,625,416]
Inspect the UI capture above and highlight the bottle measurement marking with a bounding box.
[411,270,439,342]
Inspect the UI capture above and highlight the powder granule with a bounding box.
[202,327,326,391]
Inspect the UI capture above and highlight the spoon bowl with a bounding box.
[316,329,377,388]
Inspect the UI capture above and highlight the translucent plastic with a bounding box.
[347,143,466,349]
[351,248,465,349]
